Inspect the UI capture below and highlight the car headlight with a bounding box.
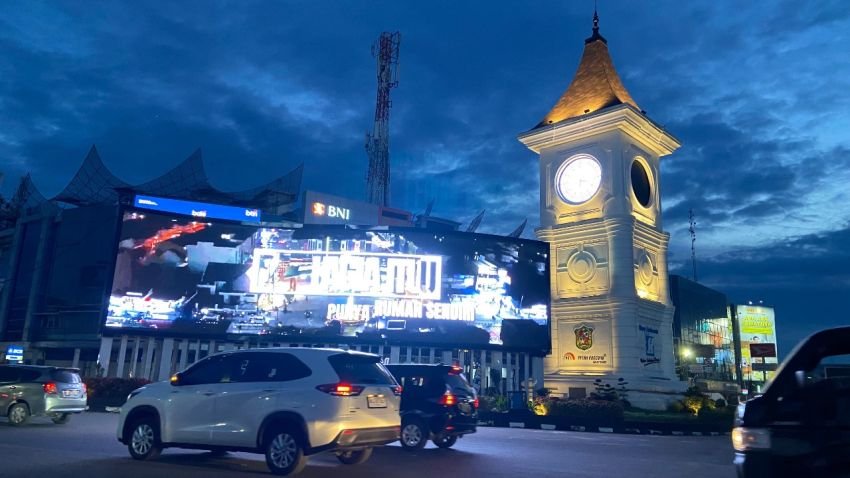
[127,387,146,402]
[731,427,771,452]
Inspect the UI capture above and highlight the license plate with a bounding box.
[62,389,77,398]
[367,395,387,408]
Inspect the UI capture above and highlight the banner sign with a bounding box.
[735,305,779,381]
[134,195,261,223]
[749,343,777,358]
[5,345,23,362]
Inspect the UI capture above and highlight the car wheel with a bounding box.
[264,429,308,476]
[128,417,162,461]
[400,418,427,450]
[336,447,373,465]
[51,413,71,425]
[433,434,458,449]
[7,403,29,426]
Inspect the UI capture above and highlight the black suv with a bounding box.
[386,364,477,450]
[733,326,850,477]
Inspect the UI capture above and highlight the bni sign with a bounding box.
[5,345,23,362]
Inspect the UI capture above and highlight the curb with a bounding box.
[478,420,730,437]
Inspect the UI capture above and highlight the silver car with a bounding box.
[0,365,88,426]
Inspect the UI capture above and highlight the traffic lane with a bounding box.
[0,413,735,478]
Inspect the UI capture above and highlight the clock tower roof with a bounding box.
[534,10,639,129]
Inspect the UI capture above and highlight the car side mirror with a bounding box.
[794,370,806,389]
[170,372,182,386]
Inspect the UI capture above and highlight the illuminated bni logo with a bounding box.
[312,202,350,221]
[310,252,442,299]
[563,352,576,361]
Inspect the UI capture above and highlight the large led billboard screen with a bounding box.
[103,202,551,352]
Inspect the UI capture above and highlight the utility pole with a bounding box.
[688,208,698,282]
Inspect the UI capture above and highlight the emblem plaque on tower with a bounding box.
[574,324,594,351]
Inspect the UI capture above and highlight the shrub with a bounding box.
[590,379,619,401]
[84,377,151,404]
[682,395,704,415]
[534,387,553,398]
[683,385,705,397]
[667,400,686,413]
[479,395,509,413]
[529,396,550,415]
[547,399,624,423]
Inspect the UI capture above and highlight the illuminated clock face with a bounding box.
[556,155,602,205]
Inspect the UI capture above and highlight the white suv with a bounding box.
[117,348,401,475]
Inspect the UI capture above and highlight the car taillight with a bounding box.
[473,397,479,409]
[391,385,403,396]
[316,383,365,397]
[43,382,58,394]
[81,383,87,395]
[439,391,456,406]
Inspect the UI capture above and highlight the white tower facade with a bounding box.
[519,14,684,408]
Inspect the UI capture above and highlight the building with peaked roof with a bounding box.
[52,146,303,216]
[0,148,303,373]
[0,148,550,399]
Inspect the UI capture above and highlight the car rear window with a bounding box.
[446,373,475,394]
[328,354,396,385]
[51,370,81,383]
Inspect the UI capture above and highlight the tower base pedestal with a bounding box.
[544,374,687,411]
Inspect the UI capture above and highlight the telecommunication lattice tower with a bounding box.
[365,32,401,207]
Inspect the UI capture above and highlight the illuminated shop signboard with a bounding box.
[5,345,23,362]
[311,202,351,221]
[133,195,261,223]
[302,190,379,225]
[103,207,551,352]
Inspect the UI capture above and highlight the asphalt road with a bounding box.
[0,413,735,478]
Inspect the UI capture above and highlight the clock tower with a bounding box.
[519,11,684,408]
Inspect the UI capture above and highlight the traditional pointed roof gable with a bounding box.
[134,148,211,197]
[535,11,639,128]
[231,162,304,201]
[230,163,303,214]
[53,145,129,205]
[47,147,303,215]
[14,174,59,215]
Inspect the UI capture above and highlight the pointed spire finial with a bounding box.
[593,2,599,34]
[586,2,607,44]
